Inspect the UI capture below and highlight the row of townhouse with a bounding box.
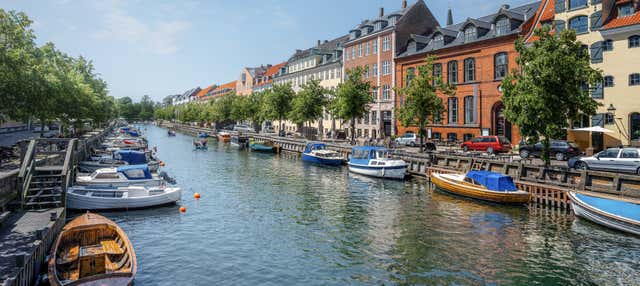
[169,0,639,150]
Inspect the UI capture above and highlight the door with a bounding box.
[619,148,640,173]
[493,103,512,142]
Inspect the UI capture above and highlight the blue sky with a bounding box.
[3,0,534,102]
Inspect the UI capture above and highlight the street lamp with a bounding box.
[607,104,616,116]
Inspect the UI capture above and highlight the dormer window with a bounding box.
[389,16,399,25]
[464,25,477,42]
[496,16,510,36]
[433,34,444,48]
[374,20,388,31]
[618,3,634,17]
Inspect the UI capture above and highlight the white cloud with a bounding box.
[92,1,191,55]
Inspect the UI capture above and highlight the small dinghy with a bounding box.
[249,141,276,153]
[48,213,136,286]
[348,146,407,179]
[193,139,208,150]
[217,132,231,143]
[431,171,530,204]
[302,143,343,166]
[568,192,640,235]
[67,185,181,210]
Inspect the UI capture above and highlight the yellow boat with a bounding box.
[48,213,137,286]
[431,171,530,204]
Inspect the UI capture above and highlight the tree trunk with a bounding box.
[542,137,551,167]
[350,117,356,145]
[419,122,424,153]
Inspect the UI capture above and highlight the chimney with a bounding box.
[379,7,384,17]
[402,0,407,8]
[317,40,321,46]
[446,7,453,26]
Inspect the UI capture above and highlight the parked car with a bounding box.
[461,136,512,154]
[395,132,418,147]
[261,126,275,133]
[233,124,255,133]
[570,147,640,175]
[519,140,581,161]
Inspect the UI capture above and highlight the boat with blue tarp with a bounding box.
[568,192,640,235]
[431,171,530,203]
[347,146,407,179]
[302,143,343,166]
[80,150,160,173]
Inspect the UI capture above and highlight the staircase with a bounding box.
[18,139,77,210]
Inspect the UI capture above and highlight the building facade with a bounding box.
[395,2,540,144]
[526,0,640,150]
[343,0,439,139]
[236,66,269,96]
[252,62,287,93]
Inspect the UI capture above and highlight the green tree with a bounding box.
[395,57,449,152]
[502,27,602,165]
[230,94,250,122]
[138,95,155,121]
[332,67,373,144]
[263,83,294,132]
[289,78,327,132]
[246,91,266,131]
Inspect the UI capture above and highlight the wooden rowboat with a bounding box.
[431,171,530,204]
[49,213,137,286]
[568,192,640,236]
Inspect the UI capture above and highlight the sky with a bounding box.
[3,0,534,102]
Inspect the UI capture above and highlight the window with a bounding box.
[605,113,614,125]
[569,0,587,9]
[591,82,603,99]
[618,4,634,17]
[622,149,639,159]
[351,47,355,59]
[630,73,640,86]
[372,87,378,100]
[603,39,613,51]
[382,85,391,101]
[555,20,566,32]
[372,63,378,76]
[358,44,363,57]
[464,25,477,42]
[357,129,362,138]
[590,42,603,63]
[382,36,390,51]
[382,61,391,75]
[631,113,640,140]
[464,58,475,82]
[433,132,442,140]
[599,148,620,158]
[569,16,588,34]
[330,69,335,79]
[590,11,602,30]
[447,133,457,142]
[494,52,508,79]
[364,112,369,124]
[555,0,566,12]
[406,67,416,86]
[365,42,370,56]
[364,66,370,78]
[463,134,474,142]
[433,34,444,48]
[373,40,378,54]
[364,129,369,138]
[433,63,442,84]
[371,111,378,123]
[464,96,475,124]
[496,17,510,36]
[604,76,614,87]
[447,60,458,84]
[630,36,640,48]
[448,97,458,124]
[337,69,341,78]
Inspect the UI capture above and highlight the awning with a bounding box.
[571,126,614,133]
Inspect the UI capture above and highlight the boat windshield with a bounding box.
[313,145,326,150]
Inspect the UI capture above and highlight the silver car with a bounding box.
[395,133,418,147]
[574,147,640,175]
[233,124,255,133]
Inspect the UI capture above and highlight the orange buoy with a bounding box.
[179,206,187,213]
[194,193,201,199]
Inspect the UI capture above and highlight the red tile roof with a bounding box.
[603,2,640,30]
[196,84,216,98]
[218,80,237,90]
[254,62,286,87]
[525,0,555,43]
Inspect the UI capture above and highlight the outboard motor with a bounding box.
[159,171,177,185]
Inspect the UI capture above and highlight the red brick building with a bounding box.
[395,3,541,144]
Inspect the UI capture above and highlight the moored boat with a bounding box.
[302,143,343,166]
[76,165,169,187]
[67,185,181,210]
[217,132,231,142]
[48,213,136,286]
[431,171,530,204]
[249,140,276,153]
[197,132,209,138]
[168,130,176,136]
[568,192,640,235]
[193,138,208,150]
[347,146,407,179]
[231,135,249,148]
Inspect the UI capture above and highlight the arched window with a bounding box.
[464,96,475,124]
[464,58,475,82]
[629,35,640,48]
[447,60,458,84]
[495,17,510,36]
[464,25,477,42]
[569,16,588,34]
[569,0,587,9]
[494,52,508,79]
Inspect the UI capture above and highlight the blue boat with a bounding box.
[249,141,275,153]
[569,192,640,235]
[128,130,139,137]
[302,143,343,166]
[347,146,407,179]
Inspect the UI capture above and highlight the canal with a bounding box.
[99,125,640,285]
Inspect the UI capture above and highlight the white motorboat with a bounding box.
[347,146,407,179]
[75,165,171,187]
[67,185,181,210]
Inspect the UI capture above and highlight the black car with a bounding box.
[518,140,581,161]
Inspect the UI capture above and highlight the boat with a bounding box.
[249,140,276,153]
[568,192,640,235]
[217,132,231,142]
[78,158,128,173]
[48,213,136,286]
[113,150,160,172]
[76,165,170,187]
[197,132,209,138]
[80,150,159,173]
[168,130,176,136]
[302,143,343,166]
[67,185,181,210]
[230,135,249,148]
[193,139,208,150]
[347,146,407,179]
[430,171,530,204]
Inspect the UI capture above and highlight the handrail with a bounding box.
[18,140,36,179]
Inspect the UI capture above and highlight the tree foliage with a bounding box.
[502,27,602,164]
[289,78,327,128]
[332,67,373,143]
[263,83,294,129]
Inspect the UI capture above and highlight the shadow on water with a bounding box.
[99,124,640,286]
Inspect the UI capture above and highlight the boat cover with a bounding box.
[114,150,147,164]
[304,143,326,153]
[575,193,640,222]
[117,164,152,180]
[128,131,139,137]
[465,171,517,192]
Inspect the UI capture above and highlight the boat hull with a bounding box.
[431,173,530,204]
[347,163,406,179]
[249,143,275,153]
[302,153,343,166]
[569,192,640,236]
[67,188,181,210]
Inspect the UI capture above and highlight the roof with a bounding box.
[347,1,416,40]
[400,2,540,58]
[254,62,287,87]
[287,35,349,63]
[196,84,216,98]
[602,2,640,30]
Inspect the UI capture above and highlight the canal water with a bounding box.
[101,125,640,286]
